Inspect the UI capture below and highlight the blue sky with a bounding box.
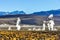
[0,0,60,14]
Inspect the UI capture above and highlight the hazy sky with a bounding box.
[0,0,60,14]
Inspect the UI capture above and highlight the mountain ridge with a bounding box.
[0,9,60,16]
[0,11,26,16]
[32,9,60,16]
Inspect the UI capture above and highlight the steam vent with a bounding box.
[0,14,60,40]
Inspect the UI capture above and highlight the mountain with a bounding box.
[0,12,8,15]
[0,9,60,16]
[9,11,25,15]
[32,9,60,16]
[0,11,26,16]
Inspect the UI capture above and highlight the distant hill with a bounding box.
[9,11,25,15]
[0,14,60,26]
[0,9,60,16]
[0,11,25,16]
[32,9,60,16]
